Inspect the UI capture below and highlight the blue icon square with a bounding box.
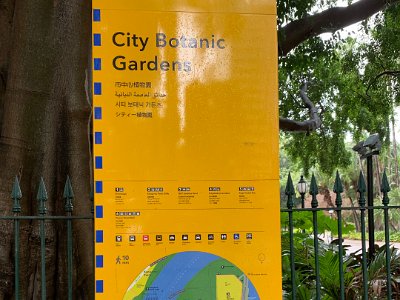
[93,34,101,46]
[96,255,104,268]
[95,181,103,193]
[94,58,102,70]
[95,206,103,219]
[96,280,104,293]
[94,107,102,120]
[95,230,103,243]
[93,9,101,22]
[95,156,103,169]
[94,82,102,95]
[95,132,102,144]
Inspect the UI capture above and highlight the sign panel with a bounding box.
[92,1,281,299]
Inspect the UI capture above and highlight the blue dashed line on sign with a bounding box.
[94,58,102,70]
[94,7,105,297]
[95,181,103,193]
[95,132,102,144]
[96,280,104,293]
[93,9,101,22]
[95,230,104,243]
[94,82,102,95]
[94,107,102,120]
[93,34,102,46]
[96,205,103,218]
[95,156,103,169]
[96,255,104,268]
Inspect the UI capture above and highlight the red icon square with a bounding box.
[143,235,149,242]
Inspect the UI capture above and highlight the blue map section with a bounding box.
[248,283,259,299]
[145,252,219,299]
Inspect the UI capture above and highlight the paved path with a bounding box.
[343,239,400,254]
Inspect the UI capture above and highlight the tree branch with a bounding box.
[366,70,400,96]
[278,0,400,56]
[279,83,321,132]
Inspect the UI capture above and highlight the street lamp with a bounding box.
[353,133,381,260]
[297,175,307,208]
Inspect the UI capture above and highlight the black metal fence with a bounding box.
[2,171,400,299]
[281,171,400,300]
[0,176,93,300]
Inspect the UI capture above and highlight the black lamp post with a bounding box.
[297,175,307,209]
[353,133,381,260]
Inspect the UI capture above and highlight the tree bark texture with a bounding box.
[279,83,321,132]
[0,1,93,299]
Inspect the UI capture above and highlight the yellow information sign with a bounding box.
[92,1,281,299]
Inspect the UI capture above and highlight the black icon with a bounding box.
[208,234,214,240]
[129,235,135,242]
[195,234,202,240]
[233,233,240,240]
[246,233,253,240]
[182,234,189,241]
[221,234,227,240]
[116,235,122,242]
[156,235,162,241]
[169,235,175,241]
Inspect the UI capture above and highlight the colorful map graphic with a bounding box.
[123,252,260,300]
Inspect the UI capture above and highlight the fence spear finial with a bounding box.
[310,173,319,208]
[381,170,390,206]
[333,170,343,207]
[11,176,22,213]
[37,177,48,215]
[285,173,295,209]
[357,171,367,207]
[63,176,74,213]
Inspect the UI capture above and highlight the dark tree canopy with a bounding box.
[0,0,398,298]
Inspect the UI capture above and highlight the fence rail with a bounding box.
[0,176,94,300]
[282,170,398,300]
[2,171,399,299]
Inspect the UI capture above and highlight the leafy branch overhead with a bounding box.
[278,0,400,173]
[278,0,400,132]
[278,0,400,56]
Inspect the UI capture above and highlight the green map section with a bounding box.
[134,255,175,300]
[176,258,242,300]
[124,252,259,300]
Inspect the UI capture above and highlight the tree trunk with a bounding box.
[349,197,360,232]
[392,116,400,186]
[0,0,93,299]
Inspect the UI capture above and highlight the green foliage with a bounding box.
[281,211,355,235]
[347,245,400,298]
[282,230,400,298]
[279,2,400,174]
[277,0,333,26]
[281,230,356,299]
